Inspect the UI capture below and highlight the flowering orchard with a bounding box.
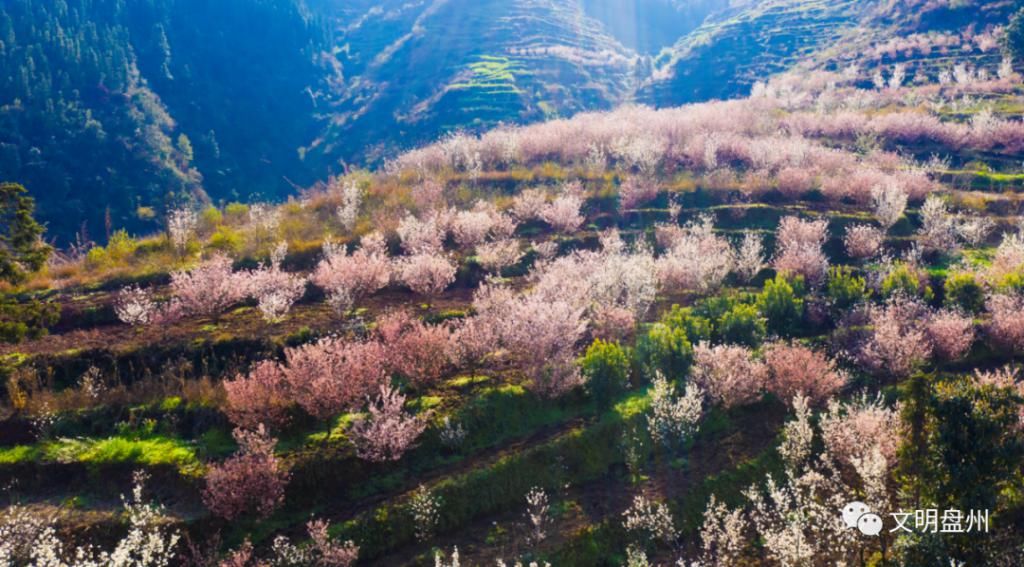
[10,46,1024,567]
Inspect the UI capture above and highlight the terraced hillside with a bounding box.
[640,0,1018,106]
[638,0,867,104]
[802,0,1017,80]
[310,0,640,165]
[4,60,1024,565]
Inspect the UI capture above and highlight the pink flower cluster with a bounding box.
[773,216,829,286]
[763,342,846,406]
[691,342,767,408]
[349,384,430,462]
[203,425,289,520]
[312,232,391,311]
[224,312,453,428]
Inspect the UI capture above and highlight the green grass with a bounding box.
[0,434,203,475]
[449,55,524,92]
[445,374,491,388]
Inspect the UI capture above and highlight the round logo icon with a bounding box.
[842,501,871,529]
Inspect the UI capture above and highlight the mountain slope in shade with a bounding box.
[0,0,338,243]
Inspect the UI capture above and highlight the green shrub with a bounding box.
[224,202,250,222]
[0,182,51,284]
[580,339,631,412]
[208,225,243,253]
[200,205,224,229]
[944,272,985,313]
[694,295,737,324]
[637,323,693,380]
[661,304,712,343]
[826,266,868,311]
[716,303,766,347]
[995,270,1024,293]
[881,263,933,300]
[0,297,60,343]
[756,274,804,336]
[85,230,139,269]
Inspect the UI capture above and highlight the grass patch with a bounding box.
[0,434,203,475]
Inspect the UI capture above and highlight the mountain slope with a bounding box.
[638,0,867,104]
[308,0,641,165]
[0,0,338,243]
[0,0,199,243]
[639,0,1018,106]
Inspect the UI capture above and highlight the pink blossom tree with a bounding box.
[413,178,445,211]
[376,311,453,387]
[843,224,884,260]
[282,338,390,420]
[242,248,307,322]
[398,252,457,297]
[926,308,975,361]
[591,305,637,342]
[691,342,767,408]
[512,188,549,220]
[859,296,933,377]
[452,207,494,248]
[987,231,1024,283]
[397,213,445,254]
[733,232,766,283]
[114,285,156,326]
[223,361,293,429]
[619,176,659,211]
[819,394,901,468]
[917,195,959,254]
[306,519,360,566]
[539,194,584,234]
[504,293,587,397]
[986,293,1024,353]
[445,315,500,372]
[203,425,289,520]
[475,239,524,273]
[656,214,734,293]
[248,519,359,566]
[763,342,845,406]
[349,384,430,462]
[773,216,829,286]
[871,182,908,231]
[775,166,815,199]
[312,232,391,311]
[170,254,248,320]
